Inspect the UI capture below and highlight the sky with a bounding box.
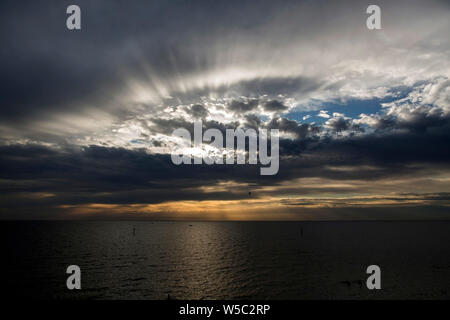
[0,0,449,220]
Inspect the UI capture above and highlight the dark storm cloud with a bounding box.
[0,0,323,124]
[0,144,264,207]
[0,1,130,121]
[372,109,449,134]
[267,117,321,139]
[326,117,364,133]
[243,114,262,130]
[186,104,209,119]
[1,109,449,211]
[1,0,445,135]
[0,0,237,122]
[228,99,259,113]
[322,128,450,166]
[263,100,289,112]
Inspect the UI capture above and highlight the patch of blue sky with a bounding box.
[283,86,413,124]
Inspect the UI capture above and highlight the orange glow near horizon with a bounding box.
[56,193,449,221]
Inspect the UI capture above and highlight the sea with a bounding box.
[2,221,450,299]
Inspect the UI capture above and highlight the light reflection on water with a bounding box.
[3,221,450,299]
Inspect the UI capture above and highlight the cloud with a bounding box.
[0,140,449,219]
[267,117,320,139]
[317,110,331,118]
[1,0,449,219]
[1,0,448,143]
[243,114,262,130]
[263,100,289,112]
[356,78,450,134]
[186,104,209,119]
[228,99,259,113]
[325,115,363,134]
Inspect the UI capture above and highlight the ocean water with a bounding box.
[2,221,450,299]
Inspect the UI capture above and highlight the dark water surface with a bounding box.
[2,221,450,299]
